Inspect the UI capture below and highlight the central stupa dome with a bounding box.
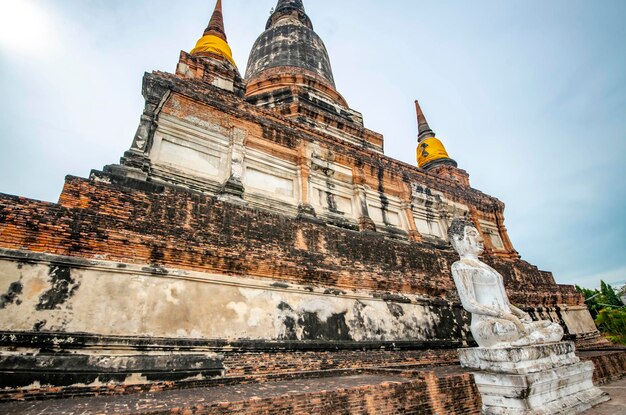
[245,0,336,89]
[243,0,366,130]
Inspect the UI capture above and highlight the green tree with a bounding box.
[599,281,625,308]
[577,281,626,345]
[576,285,601,319]
[595,308,626,345]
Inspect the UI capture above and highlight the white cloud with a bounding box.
[0,0,59,58]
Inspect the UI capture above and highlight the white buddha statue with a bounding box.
[448,219,564,348]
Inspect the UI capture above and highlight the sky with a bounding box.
[0,0,625,289]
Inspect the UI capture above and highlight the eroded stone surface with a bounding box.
[460,343,609,415]
[459,342,579,374]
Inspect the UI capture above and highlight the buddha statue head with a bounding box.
[448,219,484,258]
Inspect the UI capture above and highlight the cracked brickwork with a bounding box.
[0,370,483,415]
[0,175,580,308]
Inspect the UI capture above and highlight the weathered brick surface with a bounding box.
[580,350,626,385]
[0,175,581,308]
[0,370,482,415]
[2,349,623,410]
[222,349,460,377]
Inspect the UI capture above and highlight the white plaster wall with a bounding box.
[364,188,409,232]
[309,156,358,221]
[410,186,462,241]
[479,219,506,250]
[0,254,453,342]
[560,306,598,335]
[149,115,231,186]
[243,149,299,205]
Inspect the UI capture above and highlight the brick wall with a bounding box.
[581,351,626,385]
[149,373,481,415]
[222,349,459,377]
[0,174,581,308]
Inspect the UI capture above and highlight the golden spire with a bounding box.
[414,100,457,170]
[191,0,237,67]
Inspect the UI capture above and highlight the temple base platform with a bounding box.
[459,342,610,415]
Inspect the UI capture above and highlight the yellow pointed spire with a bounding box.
[191,0,237,67]
[414,101,457,170]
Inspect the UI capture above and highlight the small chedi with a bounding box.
[0,0,625,414]
[450,219,609,414]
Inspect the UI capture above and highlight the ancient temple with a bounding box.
[0,1,624,413]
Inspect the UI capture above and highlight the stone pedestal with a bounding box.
[459,342,608,415]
